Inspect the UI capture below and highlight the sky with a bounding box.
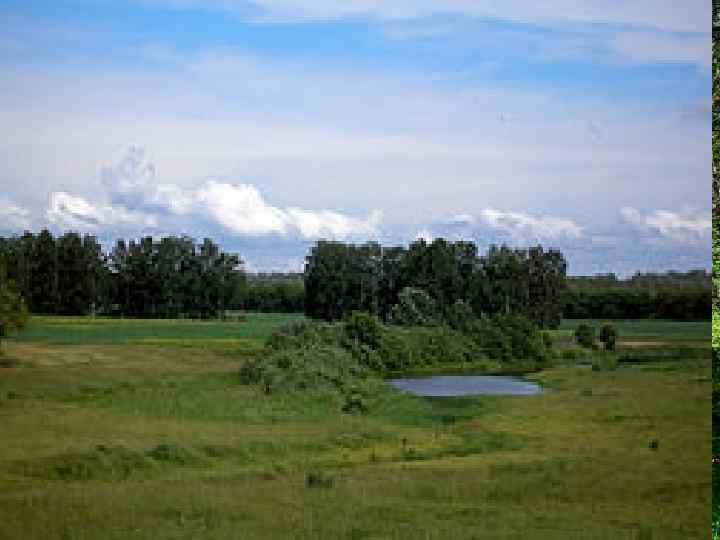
[0,0,711,275]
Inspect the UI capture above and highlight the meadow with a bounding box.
[0,316,711,539]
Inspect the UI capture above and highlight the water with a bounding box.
[387,375,542,397]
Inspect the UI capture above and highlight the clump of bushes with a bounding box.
[574,323,595,349]
[264,310,551,375]
[599,323,618,351]
[239,345,370,396]
[592,353,619,371]
[388,287,440,327]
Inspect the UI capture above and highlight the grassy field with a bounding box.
[557,318,710,343]
[0,316,711,539]
[13,313,306,347]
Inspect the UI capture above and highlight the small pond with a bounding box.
[387,375,542,397]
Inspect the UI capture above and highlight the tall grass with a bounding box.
[0,316,710,539]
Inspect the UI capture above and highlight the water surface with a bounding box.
[387,375,542,397]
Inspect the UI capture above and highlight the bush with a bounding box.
[445,300,476,333]
[574,323,595,349]
[599,323,618,351]
[265,320,343,351]
[592,353,618,371]
[468,314,550,363]
[344,311,383,350]
[246,345,369,397]
[389,287,440,327]
[239,358,265,384]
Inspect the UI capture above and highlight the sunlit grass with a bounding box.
[0,316,710,538]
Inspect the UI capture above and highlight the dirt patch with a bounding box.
[619,340,707,348]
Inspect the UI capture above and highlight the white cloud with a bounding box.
[0,198,32,230]
[620,207,711,243]
[479,208,584,241]
[61,147,383,241]
[46,192,158,231]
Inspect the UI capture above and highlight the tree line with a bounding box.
[0,230,245,318]
[304,239,567,329]
[1,231,709,322]
[563,271,711,320]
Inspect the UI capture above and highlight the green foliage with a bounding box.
[444,299,476,333]
[574,323,595,349]
[303,238,566,328]
[591,353,618,372]
[344,311,383,349]
[389,287,440,327]
[239,345,371,403]
[563,272,711,321]
[240,277,304,313]
[0,275,29,347]
[599,323,618,351]
[265,312,549,375]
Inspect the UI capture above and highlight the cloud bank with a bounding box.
[49,147,383,241]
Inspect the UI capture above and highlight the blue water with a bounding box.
[387,375,542,397]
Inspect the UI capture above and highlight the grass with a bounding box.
[557,318,710,343]
[12,313,305,345]
[0,316,711,539]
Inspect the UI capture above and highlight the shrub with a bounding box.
[599,323,618,351]
[541,331,554,349]
[344,311,383,350]
[389,287,440,327]
[445,300,476,333]
[468,314,550,363]
[305,470,334,488]
[592,353,618,371]
[574,323,595,349]
[239,358,265,384]
[0,278,29,352]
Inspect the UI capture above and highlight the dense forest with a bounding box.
[0,231,245,318]
[304,240,567,328]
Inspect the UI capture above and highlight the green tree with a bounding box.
[574,323,595,349]
[0,271,29,352]
[599,323,617,351]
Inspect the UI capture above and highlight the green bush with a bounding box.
[599,323,618,351]
[468,314,550,363]
[574,323,595,349]
[343,311,383,350]
[239,358,265,384]
[592,353,618,371]
[389,287,440,327]
[445,300,476,333]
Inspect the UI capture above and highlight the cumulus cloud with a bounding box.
[0,198,32,230]
[479,209,584,241]
[620,207,710,243]
[46,192,159,231]
[54,147,383,241]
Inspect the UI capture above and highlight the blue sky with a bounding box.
[0,0,711,275]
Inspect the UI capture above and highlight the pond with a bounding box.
[387,375,543,397]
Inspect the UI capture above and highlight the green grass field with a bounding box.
[557,318,710,343]
[0,316,711,539]
[13,313,306,347]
